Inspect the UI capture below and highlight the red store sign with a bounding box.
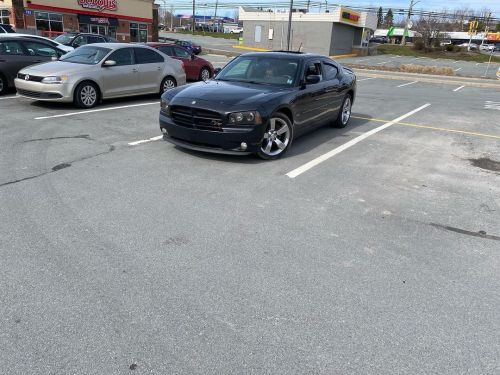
[77,0,117,11]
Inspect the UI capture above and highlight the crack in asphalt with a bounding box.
[0,145,115,188]
[430,223,500,241]
[21,134,92,143]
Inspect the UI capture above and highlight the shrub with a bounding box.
[413,38,425,50]
[400,64,455,75]
[445,44,454,52]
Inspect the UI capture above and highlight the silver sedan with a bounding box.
[15,43,186,108]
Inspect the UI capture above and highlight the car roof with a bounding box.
[82,43,159,50]
[243,51,325,60]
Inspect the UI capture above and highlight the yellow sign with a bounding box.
[340,7,360,25]
[487,32,500,42]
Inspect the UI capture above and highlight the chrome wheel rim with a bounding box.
[261,117,290,157]
[80,85,97,106]
[163,79,176,92]
[201,69,210,81]
[342,97,351,125]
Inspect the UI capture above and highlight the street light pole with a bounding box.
[401,0,418,45]
[192,0,195,34]
[286,0,293,50]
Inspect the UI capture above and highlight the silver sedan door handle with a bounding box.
[157,67,162,71]
[132,68,138,73]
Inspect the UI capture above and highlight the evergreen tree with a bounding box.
[384,8,394,27]
[377,7,383,28]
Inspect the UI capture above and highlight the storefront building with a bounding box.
[0,0,156,42]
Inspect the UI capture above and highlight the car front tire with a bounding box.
[160,76,177,94]
[74,81,99,108]
[199,67,211,81]
[333,94,352,128]
[256,112,293,160]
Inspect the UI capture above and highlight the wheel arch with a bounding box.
[72,79,102,100]
[274,106,294,125]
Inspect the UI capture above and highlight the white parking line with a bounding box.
[357,77,376,82]
[397,81,418,88]
[128,135,163,146]
[453,60,459,64]
[454,67,462,72]
[34,102,159,120]
[0,95,19,100]
[377,61,389,65]
[285,103,431,179]
[453,85,465,92]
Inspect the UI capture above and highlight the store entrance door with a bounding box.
[91,25,106,35]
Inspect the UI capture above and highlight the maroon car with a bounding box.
[147,43,214,81]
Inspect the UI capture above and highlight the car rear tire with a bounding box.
[74,81,99,109]
[333,94,352,128]
[199,67,211,81]
[160,76,177,94]
[0,73,7,95]
[256,112,293,160]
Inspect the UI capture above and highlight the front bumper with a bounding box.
[14,79,73,102]
[159,111,264,155]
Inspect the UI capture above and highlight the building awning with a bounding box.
[78,14,118,26]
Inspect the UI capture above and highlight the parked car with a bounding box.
[147,42,214,81]
[54,32,117,49]
[174,40,201,55]
[479,43,495,52]
[0,36,66,95]
[369,36,389,44]
[159,51,356,159]
[15,44,186,108]
[7,33,74,53]
[229,27,243,34]
[458,42,479,50]
[0,24,15,33]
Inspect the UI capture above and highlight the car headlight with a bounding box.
[41,75,68,84]
[228,111,262,125]
[160,97,170,114]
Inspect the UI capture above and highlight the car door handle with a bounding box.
[157,67,162,71]
[132,68,138,73]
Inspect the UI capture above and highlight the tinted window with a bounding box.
[107,48,133,66]
[134,48,163,64]
[55,33,76,44]
[157,46,173,56]
[323,62,338,80]
[22,41,60,57]
[174,47,190,58]
[88,36,105,44]
[73,35,87,46]
[305,62,322,79]
[0,41,24,55]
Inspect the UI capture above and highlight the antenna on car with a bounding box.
[297,43,302,52]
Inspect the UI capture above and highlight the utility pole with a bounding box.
[170,4,174,30]
[214,0,218,32]
[481,12,491,46]
[286,0,293,50]
[192,0,195,33]
[307,0,310,12]
[401,0,418,45]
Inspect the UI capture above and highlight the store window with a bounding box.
[1,9,11,24]
[35,12,63,33]
[130,23,148,43]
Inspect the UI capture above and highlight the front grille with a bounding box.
[170,105,223,131]
[17,89,42,98]
[17,73,44,82]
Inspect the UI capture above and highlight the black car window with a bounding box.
[322,62,338,80]
[0,40,25,55]
[73,35,87,46]
[88,35,105,44]
[174,47,190,58]
[157,46,173,56]
[107,48,134,66]
[304,62,322,80]
[134,48,164,64]
[22,41,60,57]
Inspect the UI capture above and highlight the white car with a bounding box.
[479,43,495,52]
[458,42,478,50]
[229,28,243,34]
[7,33,74,53]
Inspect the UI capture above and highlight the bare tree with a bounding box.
[414,14,446,49]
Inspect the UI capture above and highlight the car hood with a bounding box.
[19,61,94,76]
[170,80,288,108]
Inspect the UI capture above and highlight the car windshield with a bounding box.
[216,56,299,86]
[54,34,77,44]
[59,46,111,64]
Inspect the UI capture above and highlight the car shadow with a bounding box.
[170,113,374,164]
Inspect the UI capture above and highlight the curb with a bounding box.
[231,45,270,52]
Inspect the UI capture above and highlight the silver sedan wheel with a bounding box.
[200,68,210,81]
[80,85,97,107]
[261,117,291,157]
[341,97,351,125]
[163,78,176,92]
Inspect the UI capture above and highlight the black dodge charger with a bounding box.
[159,51,356,159]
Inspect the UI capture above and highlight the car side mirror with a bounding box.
[214,67,221,76]
[103,60,116,67]
[51,56,59,61]
[73,43,80,48]
[305,75,321,84]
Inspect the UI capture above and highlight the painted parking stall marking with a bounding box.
[0,95,20,101]
[357,77,376,82]
[286,103,431,179]
[453,85,465,92]
[397,81,418,88]
[128,135,163,146]
[484,101,500,111]
[454,67,462,72]
[34,102,159,120]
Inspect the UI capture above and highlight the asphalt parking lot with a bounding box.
[341,53,500,79]
[1,69,499,374]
